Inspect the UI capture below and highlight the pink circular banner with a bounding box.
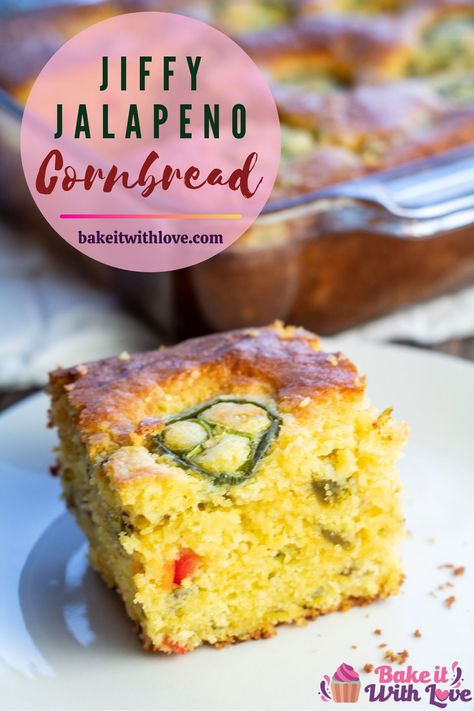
[21,12,280,272]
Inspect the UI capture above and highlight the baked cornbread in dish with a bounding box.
[4,0,474,201]
[49,323,407,654]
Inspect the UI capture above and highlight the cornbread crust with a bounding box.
[49,323,362,458]
[243,1,474,80]
[0,0,194,93]
[241,14,410,79]
[0,2,121,93]
[145,585,402,653]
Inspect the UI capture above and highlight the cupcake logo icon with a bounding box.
[320,663,361,703]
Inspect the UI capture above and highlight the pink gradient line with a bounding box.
[60,213,242,219]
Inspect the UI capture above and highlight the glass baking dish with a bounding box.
[2,0,474,339]
[2,84,474,338]
[106,147,474,338]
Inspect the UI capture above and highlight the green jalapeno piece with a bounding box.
[411,17,474,76]
[320,527,351,548]
[435,72,474,103]
[311,477,347,504]
[151,397,280,485]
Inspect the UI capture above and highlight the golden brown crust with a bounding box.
[241,14,409,80]
[285,80,443,144]
[0,0,196,95]
[0,3,121,93]
[49,323,364,453]
[274,144,362,198]
[142,579,403,654]
[378,106,474,167]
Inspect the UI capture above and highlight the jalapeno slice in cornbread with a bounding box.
[162,419,209,453]
[49,323,407,654]
[410,14,474,76]
[153,398,280,485]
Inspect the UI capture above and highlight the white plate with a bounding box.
[1,342,473,711]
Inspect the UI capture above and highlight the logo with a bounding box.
[320,664,361,703]
[21,12,280,272]
[319,661,472,707]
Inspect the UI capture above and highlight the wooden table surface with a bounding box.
[1,336,473,413]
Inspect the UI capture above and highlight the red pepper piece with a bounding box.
[163,635,188,654]
[173,548,202,585]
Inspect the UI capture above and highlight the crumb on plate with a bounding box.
[384,649,409,664]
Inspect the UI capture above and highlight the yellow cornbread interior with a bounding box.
[52,380,407,653]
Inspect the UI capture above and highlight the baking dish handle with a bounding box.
[262,145,474,238]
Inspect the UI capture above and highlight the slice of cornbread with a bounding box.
[49,323,407,654]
